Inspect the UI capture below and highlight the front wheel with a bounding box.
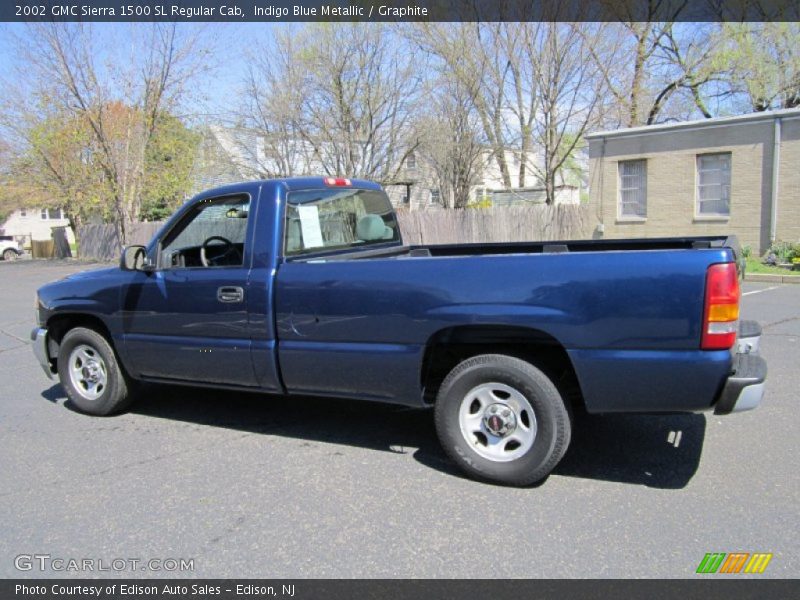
[434,354,571,486]
[2,249,17,261]
[57,327,134,415]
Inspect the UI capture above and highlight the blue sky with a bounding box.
[0,22,282,120]
[0,21,769,129]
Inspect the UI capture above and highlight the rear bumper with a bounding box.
[31,327,55,380]
[714,321,767,415]
[737,319,761,354]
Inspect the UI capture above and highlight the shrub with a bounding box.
[764,241,800,262]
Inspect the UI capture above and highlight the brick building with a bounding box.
[587,109,800,254]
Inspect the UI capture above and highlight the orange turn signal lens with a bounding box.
[708,303,740,322]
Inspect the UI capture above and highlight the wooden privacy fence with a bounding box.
[77,222,163,261]
[30,240,55,259]
[396,205,588,245]
[77,205,588,261]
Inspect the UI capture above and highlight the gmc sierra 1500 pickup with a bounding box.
[32,177,767,485]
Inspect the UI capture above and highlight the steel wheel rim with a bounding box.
[458,382,537,462]
[68,344,108,401]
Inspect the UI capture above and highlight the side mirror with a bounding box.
[120,245,154,272]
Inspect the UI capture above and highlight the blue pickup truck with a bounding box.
[32,177,767,485]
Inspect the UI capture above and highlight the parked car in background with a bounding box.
[0,236,23,261]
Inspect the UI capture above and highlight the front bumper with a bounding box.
[31,327,55,380]
[714,320,767,415]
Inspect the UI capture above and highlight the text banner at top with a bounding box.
[3,0,800,23]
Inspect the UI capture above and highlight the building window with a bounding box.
[618,159,647,218]
[697,153,731,216]
[40,208,64,220]
[429,189,441,205]
[406,152,416,169]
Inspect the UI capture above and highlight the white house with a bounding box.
[0,208,75,247]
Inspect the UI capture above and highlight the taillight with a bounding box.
[701,262,740,350]
[324,177,352,186]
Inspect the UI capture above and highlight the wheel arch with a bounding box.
[420,324,584,412]
[45,313,119,369]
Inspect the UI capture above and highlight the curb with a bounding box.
[745,273,800,284]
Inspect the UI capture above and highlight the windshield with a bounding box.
[285,188,400,256]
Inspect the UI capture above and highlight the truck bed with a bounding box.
[276,236,741,413]
[298,235,742,265]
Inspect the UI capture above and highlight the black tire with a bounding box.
[2,249,17,261]
[434,354,571,486]
[57,327,135,415]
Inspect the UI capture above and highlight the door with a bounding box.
[121,194,259,387]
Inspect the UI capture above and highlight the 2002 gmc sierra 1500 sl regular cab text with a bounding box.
[31,177,767,485]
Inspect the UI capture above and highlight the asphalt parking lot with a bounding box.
[0,259,797,578]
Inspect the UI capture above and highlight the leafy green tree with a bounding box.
[0,107,198,240]
[140,115,201,221]
[0,110,109,237]
[713,23,800,112]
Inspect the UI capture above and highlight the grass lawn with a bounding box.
[745,257,800,276]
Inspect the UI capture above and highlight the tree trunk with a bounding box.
[545,172,556,206]
[66,212,83,249]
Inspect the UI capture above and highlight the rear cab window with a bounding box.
[284,188,400,257]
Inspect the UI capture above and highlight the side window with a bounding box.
[285,189,399,256]
[618,159,647,218]
[697,153,731,217]
[160,196,250,268]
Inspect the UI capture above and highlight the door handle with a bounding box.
[217,286,244,303]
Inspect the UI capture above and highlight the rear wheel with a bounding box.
[57,327,134,415]
[434,354,571,486]
[2,249,17,261]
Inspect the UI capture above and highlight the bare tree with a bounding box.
[409,23,519,189]
[240,24,422,185]
[523,23,612,204]
[418,79,485,209]
[8,23,211,244]
[410,21,610,199]
[235,25,316,179]
[587,2,720,126]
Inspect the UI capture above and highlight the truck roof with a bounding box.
[191,177,384,203]
[280,177,383,191]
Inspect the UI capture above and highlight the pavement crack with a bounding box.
[0,328,30,343]
[0,342,27,354]
[763,316,799,329]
